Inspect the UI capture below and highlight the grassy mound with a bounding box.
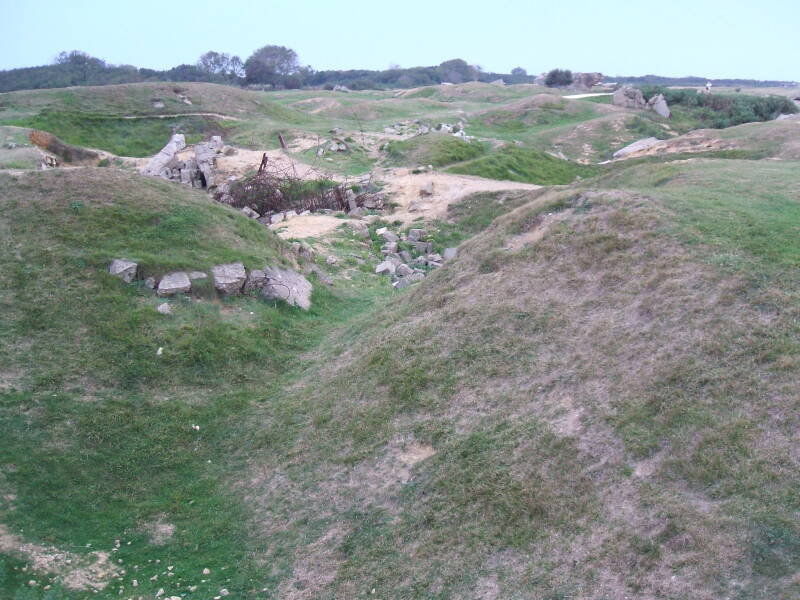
[447,145,596,184]
[0,168,386,600]
[236,158,800,599]
[384,133,486,167]
[13,110,228,157]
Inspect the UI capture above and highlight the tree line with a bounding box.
[1,46,794,94]
[0,47,537,93]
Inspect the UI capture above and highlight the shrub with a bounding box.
[545,69,573,87]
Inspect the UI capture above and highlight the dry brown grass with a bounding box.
[240,184,799,598]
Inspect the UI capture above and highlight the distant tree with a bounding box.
[545,68,573,87]
[197,51,245,82]
[437,58,478,84]
[244,45,300,85]
[511,67,527,77]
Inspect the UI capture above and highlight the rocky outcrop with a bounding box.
[612,137,662,159]
[261,267,313,310]
[571,72,604,90]
[614,86,671,118]
[613,86,647,110]
[109,259,138,283]
[141,134,186,177]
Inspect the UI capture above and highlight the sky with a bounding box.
[0,0,797,80]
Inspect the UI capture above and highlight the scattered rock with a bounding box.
[144,277,157,290]
[396,263,413,277]
[188,271,208,280]
[375,261,396,276]
[380,230,399,243]
[212,262,247,295]
[241,206,260,219]
[157,272,191,297]
[156,303,172,315]
[326,255,338,265]
[261,266,313,310]
[108,259,138,283]
[407,228,427,242]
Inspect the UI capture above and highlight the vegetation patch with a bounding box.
[8,110,228,156]
[447,145,597,184]
[384,133,486,167]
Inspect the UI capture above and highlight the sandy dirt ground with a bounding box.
[378,168,541,223]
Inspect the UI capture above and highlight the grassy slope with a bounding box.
[447,145,597,184]
[0,168,388,599]
[235,158,800,599]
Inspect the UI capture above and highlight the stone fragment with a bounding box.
[157,303,172,315]
[211,262,247,295]
[261,266,313,310]
[109,259,137,283]
[241,206,260,219]
[157,272,191,297]
[407,229,427,242]
[647,93,671,118]
[141,134,186,178]
[375,261,396,276]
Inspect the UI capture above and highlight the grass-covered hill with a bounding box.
[237,158,800,599]
[0,167,390,599]
[1,81,799,599]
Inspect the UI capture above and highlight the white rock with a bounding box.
[157,272,191,297]
[156,303,172,315]
[141,134,186,178]
[211,262,247,295]
[261,266,313,310]
[375,261,396,276]
[109,259,138,283]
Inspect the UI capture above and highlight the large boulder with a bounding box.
[261,266,313,310]
[647,93,671,118]
[194,141,217,188]
[613,86,647,110]
[212,262,247,295]
[109,259,138,283]
[157,272,191,297]
[571,72,604,90]
[141,134,186,177]
[612,137,662,159]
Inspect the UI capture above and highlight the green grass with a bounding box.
[447,145,597,184]
[384,133,487,167]
[7,111,228,156]
[0,168,390,599]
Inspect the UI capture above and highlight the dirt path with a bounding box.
[564,93,613,100]
[120,112,243,121]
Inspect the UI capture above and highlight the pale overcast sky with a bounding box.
[0,0,797,80]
